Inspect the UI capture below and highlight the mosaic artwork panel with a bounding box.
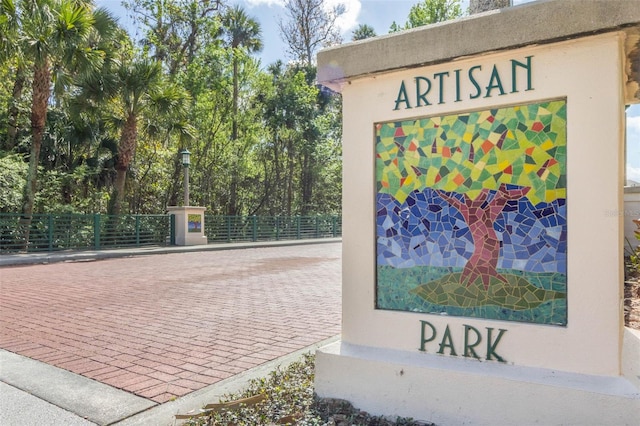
[375,100,567,325]
[188,214,202,233]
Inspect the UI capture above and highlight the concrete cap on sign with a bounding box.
[317,0,640,102]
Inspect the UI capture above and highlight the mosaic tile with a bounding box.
[376,100,567,325]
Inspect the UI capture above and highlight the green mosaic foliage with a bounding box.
[376,100,567,205]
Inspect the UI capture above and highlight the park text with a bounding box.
[419,320,508,363]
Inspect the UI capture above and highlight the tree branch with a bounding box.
[435,189,465,213]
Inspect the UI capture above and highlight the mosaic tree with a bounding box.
[377,100,566,290]
[435,184,530,289]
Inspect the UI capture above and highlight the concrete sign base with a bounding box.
[167,206,208,246]
[316,332,640,425]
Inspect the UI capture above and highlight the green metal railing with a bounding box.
[204,215,341,243]
[0,213,341,254]
[0,213,172,253]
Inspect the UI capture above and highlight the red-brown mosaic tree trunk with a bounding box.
[437,184,530,289]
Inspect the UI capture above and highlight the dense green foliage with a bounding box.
[352,24,377,41]
[1,0,468,218]
[0,0,343,216]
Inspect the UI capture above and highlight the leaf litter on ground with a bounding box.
[181,353,433,426]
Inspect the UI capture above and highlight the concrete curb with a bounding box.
[0,238,341,267]
[0,349,155,425]
[0,381,96,426]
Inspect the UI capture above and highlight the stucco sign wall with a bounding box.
[315,1,640,423]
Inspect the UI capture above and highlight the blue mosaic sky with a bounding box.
[377,188,567,274]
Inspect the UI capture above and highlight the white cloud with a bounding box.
[628,104,640,117]
[628,114,640,133]
[326,0,362,35]
[627,114,640,168]
[626,102,640,183]
[627,165,640,184]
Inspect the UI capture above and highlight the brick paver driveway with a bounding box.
[0,243,341,403]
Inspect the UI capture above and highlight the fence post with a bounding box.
[275,216,280,241]
[226,216,232,242]
[296,216,301,240]
[252,215,257,242]
[135,215,141,246]
[315,216,320,238]
[94,214,101,250]
[170,214,176,245]
[48,214,54,252]
[332,216,338,237]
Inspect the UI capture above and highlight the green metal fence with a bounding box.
[0,213,341,254]
[0,213,172,253]
[204,215,342,243]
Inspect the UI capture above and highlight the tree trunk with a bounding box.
[5,64,26,151]
[19,60,50,249]
[469,0,510,14]
[228,171,238,216]
[437,184,530,289]
[167,157,183,207]
[301,151,313,214]
[273,131,281,213]
[462,203,504,289]
[286,139,294,216]
[109,113,138,215]
[232,56,238,143]
[227,55,240,217]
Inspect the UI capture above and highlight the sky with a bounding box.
[95,0,639,182]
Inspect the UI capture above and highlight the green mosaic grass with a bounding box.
[377,265,567,325]
[410,272,565,311]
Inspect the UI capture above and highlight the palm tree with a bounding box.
[6,0,117,246]
[220,5,263,145]
[220,5,263,216]
[107,59,192,214]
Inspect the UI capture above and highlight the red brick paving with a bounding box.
[0,243,341,403]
